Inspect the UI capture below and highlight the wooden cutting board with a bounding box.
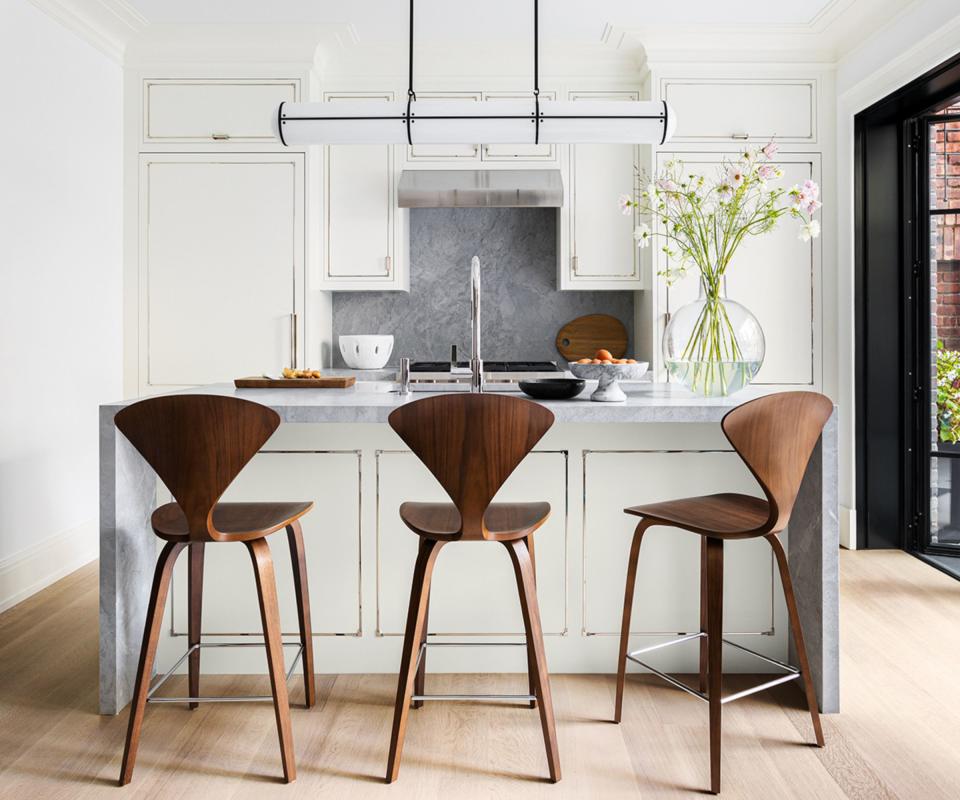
[234,376,356,389]
[555,314,629,361]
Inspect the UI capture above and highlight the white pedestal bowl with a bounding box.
[568,361,649,402]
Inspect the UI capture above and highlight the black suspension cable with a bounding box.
[406,0,416,145]
[533,0,541,144]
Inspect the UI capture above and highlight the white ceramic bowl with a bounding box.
[339,335,394,370]
[568,361,649,402]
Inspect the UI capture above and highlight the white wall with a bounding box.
[0,0,122,609]
[833,0,960,547]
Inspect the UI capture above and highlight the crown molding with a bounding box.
[28,0,145,62]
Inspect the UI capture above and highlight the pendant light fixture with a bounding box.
[274,0,676,147]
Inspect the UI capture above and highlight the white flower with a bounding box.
[799,220,821,242]
[717,181,734,201]
[727,166,746,188]
[618,194,633,215]
[634,223,652,249]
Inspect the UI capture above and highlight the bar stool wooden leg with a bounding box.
[705,536,724,795]
[699,537,709,694]
[119,541,186,786]
[286,521,316,708]
[614,520,650,723]
[387,538,444,783]
[767,533,825,747]
[188,542,204,710]
[506,538,561,783]
[412,591,430,710]
[246,538,296,783]
[524,534,538,710]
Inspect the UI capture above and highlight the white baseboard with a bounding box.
[840,506,856,550]
[0,521,98,614]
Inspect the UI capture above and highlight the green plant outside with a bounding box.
[937,340,960,444]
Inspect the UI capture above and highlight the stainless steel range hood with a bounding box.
[397,169,563,208]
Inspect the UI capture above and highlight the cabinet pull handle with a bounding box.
[290,312,298,369]
[211,132,231,141]
[731,132,750,141]
[571,255,579,274]
[385,255,392,275]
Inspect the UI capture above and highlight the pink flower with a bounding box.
[657,178,678,193]
[802,179,820,199]
[757,163,776,181]
[762,141,779,160]
[804,198,822,215]
[618,194,633,215]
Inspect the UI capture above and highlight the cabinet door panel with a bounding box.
[324,93,396,281]
[170,451,362,636]
[482,91,555,161]
[568,91,640,285]
[583,451,776,641]
[144,79,298,143]
[663,79,815,143]
[377,451,567,636]
[141,155,301,388]
[409,92,482,160]
[661,155,817,385]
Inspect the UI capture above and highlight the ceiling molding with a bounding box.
[27,0,145,62]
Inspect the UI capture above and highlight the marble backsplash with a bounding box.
[331,207,634,367]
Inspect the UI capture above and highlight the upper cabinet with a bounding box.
[661,78,817,145]
[560,90,645,291]
[320,91,408,291]
[142,79,299,144]
[482,91,557,162]
[408,92,483,161]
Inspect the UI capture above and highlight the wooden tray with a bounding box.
[234,376,356,389]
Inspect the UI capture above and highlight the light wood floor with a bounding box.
[1,550,958,799]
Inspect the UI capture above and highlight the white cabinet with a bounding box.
[168,450,362,655]
[143,79,299,144]
[321,92,408,291]
[582,450,780,656]
[661,78,816,144]
[562,90,644,290]
[657,153,820,386]
[408,92,482,161]
[377,450,568,636]
[138,153,304,392]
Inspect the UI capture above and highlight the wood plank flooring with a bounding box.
[0,551,958,798]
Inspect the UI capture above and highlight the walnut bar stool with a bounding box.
[613,391,831,794]
[385,393,560,784]
[114,395,316,786]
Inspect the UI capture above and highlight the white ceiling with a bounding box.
[123,0,841,43]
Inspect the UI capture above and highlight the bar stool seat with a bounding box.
[152,501,314,542]
[625,493,770,537]
[399,501,551,541]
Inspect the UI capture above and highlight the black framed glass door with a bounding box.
[926,105,960,555]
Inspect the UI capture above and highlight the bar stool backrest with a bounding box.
[721,391,833,534]
[388,394,555,539]
[115,395,280,541]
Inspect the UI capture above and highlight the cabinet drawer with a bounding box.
[481,91,556,161]
[408,92,482,161]
[662,79,816,143]
[143,79,299,143]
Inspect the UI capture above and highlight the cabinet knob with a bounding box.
[211,132,231,141]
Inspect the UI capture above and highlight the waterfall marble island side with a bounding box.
[99,383,838,717]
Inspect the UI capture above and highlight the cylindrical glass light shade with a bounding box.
[276,99,675,146]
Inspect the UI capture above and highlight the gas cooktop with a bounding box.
[410,360,561,373]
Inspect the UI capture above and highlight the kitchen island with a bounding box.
[99,382,838,716]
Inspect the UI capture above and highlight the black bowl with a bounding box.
[518,378,586,400]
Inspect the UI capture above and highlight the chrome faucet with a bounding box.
[470,256,483,393]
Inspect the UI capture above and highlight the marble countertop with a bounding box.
[101,382,821,424]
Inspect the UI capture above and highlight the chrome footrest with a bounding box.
[146,641,305,704]
[625,634,800,705]
[413,639,533,704]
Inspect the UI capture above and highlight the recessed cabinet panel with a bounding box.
[144,79,298,143]
[582,451,776,637]
[170,451,362,636]
[568,91,641,286]
[660,154,818,385]
[323,92,399,285]
[377,451,567,636]
[408,92,482,161]
[482,91,556,161]
[141,154,302,388]
[663,79,816,143]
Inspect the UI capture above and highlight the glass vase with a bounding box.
[663,277,765,397]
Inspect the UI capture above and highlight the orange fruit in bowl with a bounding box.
[576,358,591,364]
[595,349,614,361]
[591,358,602,364]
